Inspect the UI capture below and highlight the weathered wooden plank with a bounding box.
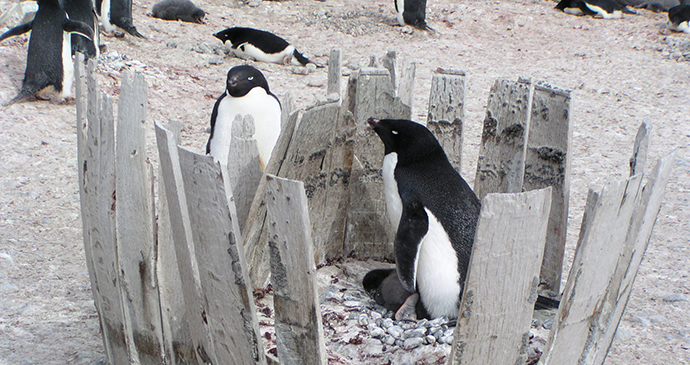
[343,68,411,260]
[590,152,675,365]
[327,49,342,95]
[156,120,195,364]
[382,50,396,88]
[629,120,651,177]
[522,81,572,294]
[539,174,644,365]
[87,91,131,364]
[155,122,215,364]
[115,72,164,364]
[398,57,415,109]
[265,175,327,365]
[474,78,533,200]
[278,98,352,266]
[449,188,552,365]
[225,114,262,231]
[242,109,300,288]
[427,68,466,174]
[177,147,266,365]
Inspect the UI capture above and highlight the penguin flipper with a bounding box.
[206,92,226,154]
[64,19,94,40]
[0,21,33,43]
[394,200,429,293]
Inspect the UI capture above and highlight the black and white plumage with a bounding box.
[395,0,430,29]
[615,0,681,12]
[365,118,481,320]
[213,27,311,66]
[668,4,690,33]
[96,0,144,37]
[0,0,93,104]
[151,0,205,24]
[556,0,634,18]
[206,65,281,169]
[62,0,100,59]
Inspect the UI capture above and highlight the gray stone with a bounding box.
[404,328,427,338]
[543,319,554,330]
[381,318,394,328]
[343,300,361,308]
[370,327,385,338]
[0,283,19,294]
[382,335,395,345]
[425,334,436,345]
[358,314,369,326]
[387,325,403,339]
[403,337,424,350]
[663,294,689,303]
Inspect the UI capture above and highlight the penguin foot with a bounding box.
[395,293,419,321]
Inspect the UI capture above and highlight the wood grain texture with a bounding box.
[265,175,327,365]
[427,68,466,174]
[225,114,262,231]
[474,78,533,200]
[449,188,552,365]
[629,120,651,177]
[523,81,572,294]
[327,49,342,95]
[539,174,644,365]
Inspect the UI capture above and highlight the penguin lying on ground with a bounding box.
[395,0,430,30]
[151,0,204,24]
[213,27,313,66]
[206,65,281,169]
[556,0,635,18]
[364,118,481,320]
[615,0,681,12]
[0,0,93,105]
[668,4,690,32]
[96,0,144,37]
[63,0,100,59]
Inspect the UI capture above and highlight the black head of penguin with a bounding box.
[225,65,271,97]
[367,118,444,164]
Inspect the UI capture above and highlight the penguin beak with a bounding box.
[367,118,380,128]
[213,32,225,42]
[228,76,239,88]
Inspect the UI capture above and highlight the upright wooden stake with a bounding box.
[327,49,342,95]
[427,68,466,174]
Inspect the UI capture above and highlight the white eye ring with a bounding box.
[248,76,254,81]
[392,130,398,135]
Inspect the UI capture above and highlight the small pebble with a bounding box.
[663,294,688,303]
[382,335,395,345]
[358,314,369,326]
[404,328,427,339]
[387,325,403,339]
[543,319,553,330]
[370,327,385,338]
[343,300,361,308]
[425,334,436,345]
[381,318,394,328]
[403,337,424,350]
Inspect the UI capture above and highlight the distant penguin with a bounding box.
[96,0,144,37]
[557,0,634,17]
[668,4,690,32]
[556,0,587,15]
[206,65,281,169]
[62,0,100,59]
[395,0,430,29]
[0,0,93,104]
[151,0,204,23]
[213,27,312,66]
[614,0,680,12]
[365,118,481,320]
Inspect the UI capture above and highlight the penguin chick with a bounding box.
[206,65,281,169]
[213,27,312,66]
[151,0,205,24]
[0,0,93,105]
[366,118,481,319]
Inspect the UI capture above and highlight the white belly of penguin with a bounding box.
[417,209,461,319]
[60,31,74,99]
[210,87,281,168]
[383,153,402,232]
[232,43,295,65]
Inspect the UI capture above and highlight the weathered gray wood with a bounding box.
[225,114,263,231]
[522,81,572,294]
[327,49,342,95]
[115,71,164,364]
[398,57,415,109]
[590,152,675,365]
[382,50,396,88]
[243,109,300,288]
[368,54,377,67]
[265,175,327,365]
[449,188,552,365]
[86,91,131,364]
[156,121,195,364]
[629,120,651,177]
[156,123,216,364]
[343,68,411,260]
[177,147,266,365]
[278,98,353,266]
[427,68,466,174]
[474,78,533,200]
[539,174,644,365]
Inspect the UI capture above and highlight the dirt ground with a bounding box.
[0,0,688,363]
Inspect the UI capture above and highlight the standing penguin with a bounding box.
[668,4,690,33]
[213,27,312,66]
[394,0,430,30]
[365,118,481,320]
[62,0,100,59]
[0,0,93,104]
[96,0,144,37]
[206,65,281,169]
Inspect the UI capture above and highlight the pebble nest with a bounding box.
[253,259,556,364]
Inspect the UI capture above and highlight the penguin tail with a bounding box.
[125,26,146,39]
[4,89,33,106]
[622,6,637,14]
[113,18,146,38]
[293,49,311,66]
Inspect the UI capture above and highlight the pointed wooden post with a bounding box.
[327,49,342,95]
[427,68,466,174]
[225,114,262,231]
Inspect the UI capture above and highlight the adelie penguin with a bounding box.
[395,0,431,30]
[363,118,481,320]
[63,0,100,59]
[213,27,313,66]
[151,0,205,24]
[206,65,281,169]
[0,0,93,104]
[96,0,145,37]
[556,0,635,18]
[668,4,690,33]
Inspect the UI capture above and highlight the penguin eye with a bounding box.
[248,76,254,81]
[391,130,399,135]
